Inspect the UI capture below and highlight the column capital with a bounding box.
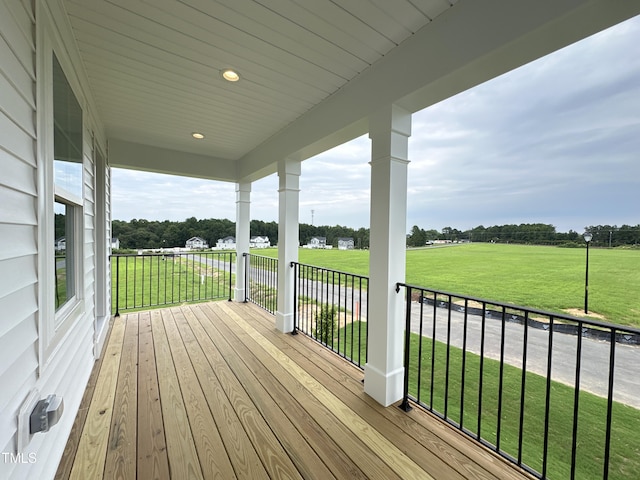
[369,104,412,139]
[277,157,301,177]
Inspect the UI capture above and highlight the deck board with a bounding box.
[56,301,534,480]
[136,311,170,480]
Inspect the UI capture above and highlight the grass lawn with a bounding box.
[253,244,640,326]
[336,322,640,480]
[112,254,233,312]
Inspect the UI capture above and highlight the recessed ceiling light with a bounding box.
[221,69,240,82]
[192,132,205,139]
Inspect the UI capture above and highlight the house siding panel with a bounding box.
[0,33,34,103]
[0,149,37,196]
[0,1,98,479]
[0,1,38,476]
[0,223,37,262]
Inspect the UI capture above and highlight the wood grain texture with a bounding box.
[104,314,138,479]
[57,302,533,480]
[161,308,237,479]
[152,310,204,479]
[137,310,170,480]
[69,316,126,480]
[178,306,269,480]
[217,301,432,480]
[54,317,112,480]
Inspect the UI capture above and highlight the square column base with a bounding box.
[275,311,294,333]
[233,287,246,303]
[364,363,404,407]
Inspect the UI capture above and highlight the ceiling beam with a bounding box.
[109,139,237,182]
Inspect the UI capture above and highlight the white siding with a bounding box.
[0,1,104,478]
[0,0,39,476]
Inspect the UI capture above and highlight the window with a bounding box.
[53,53,82,315]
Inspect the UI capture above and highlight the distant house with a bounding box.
[111,237,120,250]
[337,237,355,250]
[186,236,209,249]
[305,236,327,249]
[216,236,236,249]
[250,236,271,248]
[55,237,66,251]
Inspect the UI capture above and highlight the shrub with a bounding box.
[315,304,337,344]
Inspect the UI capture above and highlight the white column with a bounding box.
[364,104,411,407]
[234,181,251,302]
[275,158,301,333]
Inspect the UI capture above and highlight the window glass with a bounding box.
[53,54,83,198]
[52,53,82,314]
[54,201,75,310]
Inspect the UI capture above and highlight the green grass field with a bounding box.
[334,322,640,480]
[255,244,640,327]
[111,255,233,312]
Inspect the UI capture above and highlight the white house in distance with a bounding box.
[0,1,635,479]
[110,238,120,250]
[216,236,236,250]
[305,236,327,249]
[338,237,355,250]
[250,236,271,248]
[185,236,209,249]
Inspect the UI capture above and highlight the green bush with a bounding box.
[315,304,337,344]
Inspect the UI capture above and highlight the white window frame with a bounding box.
[37,13,86,373]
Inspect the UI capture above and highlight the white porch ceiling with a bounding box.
[63,0,640,182]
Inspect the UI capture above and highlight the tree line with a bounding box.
[112,217,370,250]
[407,223,640,247]
[112,217,640,250]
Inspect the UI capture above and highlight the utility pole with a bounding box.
[311,209,315,225]
[609,230,612,248]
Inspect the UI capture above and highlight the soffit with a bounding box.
[64,0,454,164]
[63,0,640,182]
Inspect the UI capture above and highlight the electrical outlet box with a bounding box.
[17,389,40,453]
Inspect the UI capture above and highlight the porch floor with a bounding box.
[55,301,531,479]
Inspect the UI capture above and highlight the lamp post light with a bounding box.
[583,232,593,314]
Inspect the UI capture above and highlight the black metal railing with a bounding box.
[244,253,278,314]
[396,282,640,480]
[112,252,234,315]
[291,262,368,369]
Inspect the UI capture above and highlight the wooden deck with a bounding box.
[55,301,532,479]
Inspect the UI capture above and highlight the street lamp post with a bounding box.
[583,232,593,314]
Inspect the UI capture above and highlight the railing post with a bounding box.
[243,253,249,303]
[228,252,233,301]
[114,255,120,317]
[398,283,412,412]
[291,261,298,335]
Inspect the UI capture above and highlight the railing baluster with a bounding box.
[497,306,507,452]
[542,316,555,480]
[430,292,437,411]
[478,302,486,440]
[460,298,468,430]
[444,294,452,419]
[603,328,616,480]
[392,281,639,480]
[114,255,120,317]
[518,311,529,466]
[570,320,583,480]
[417,289,425,405]
[399,284,413,412]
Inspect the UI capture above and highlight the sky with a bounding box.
[112,15,640,234]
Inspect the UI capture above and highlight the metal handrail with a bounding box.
[395,281,640,480]
[111,251,234,315]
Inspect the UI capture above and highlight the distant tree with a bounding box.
[407,225,427,247]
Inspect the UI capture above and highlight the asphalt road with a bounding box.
[198,254,640,409]
[408,301,640,409]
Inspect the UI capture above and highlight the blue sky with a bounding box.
[112,15,640,234]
